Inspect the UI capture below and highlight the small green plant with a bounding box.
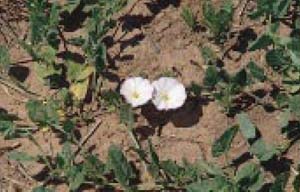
[181,6,197,31]
[249,22,300,94]
[202,62,266,114]
[249,0,292,20]
[202,0,234,43]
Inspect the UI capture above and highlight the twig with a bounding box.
[0,142,21,153]
[10,58,35,66]
[0,76,39,100]
[74,119,102,156]
[0,84,27,103]
[3,176,30,188]
[57,26,68,52]
[17,163,36,182]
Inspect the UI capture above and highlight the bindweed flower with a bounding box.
[120,77,154,107]
[152,77,187,110]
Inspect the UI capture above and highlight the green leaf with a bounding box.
[101,90,122,110]
[195,160,224,176]
[237,113,256,139]
[212,126,238,157]
[67,61,84,82]
[268,22,280,34]
[49,3,59,27]
[270,172,290,192]
[38,45,57,64]
[148,139,159,166]
[161,160,183,179]
[275,93,289,108]
[62,120,75,133]
[76,65,95,81]
[82,154,106,181]
[120,104,134,128]
[56,142,73,170]
[34,62,61,82]
[26,99,59,126]
[235,162,264,192]
[0,120,30,139]
[108,145,135,190]
[32,186,54,192]
[187,176,233,192]
[69,79,90,100]
[0,121,16,139]
[248,0,268,20]
[289,95,300,118]
[287,39,300,69]
[248,34,273,51]
[204,66,221,88]
[202,0,233,42]
[248,61,266,81]
[232,69,249,87]
[181,6,196,30]
[46,29,60,50]
[27,0,48,44]
[0,45,10,71]
[68,165,85,191]
[279,109,291,128]
[189,82,202,97]
[67,37,85,46]
[266,49,290,71]
[274,0,292,17]
[249,0,291,19]
[201,46,218,65]
[147,139,160,178]
[249,139,277,162]
[94,43,106,73]
[8,151,36,162]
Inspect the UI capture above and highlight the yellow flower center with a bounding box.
[132,91,140,99]
[160,93,170,102]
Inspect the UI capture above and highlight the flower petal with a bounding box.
[152,77,187,110]
[120,77,153,107]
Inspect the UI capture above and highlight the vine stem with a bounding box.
[126,125,150,179]
[128,128,142,150]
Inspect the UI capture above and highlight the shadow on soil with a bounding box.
[8,65,29,82]
[107,0,181,68]
[139,96,208,138]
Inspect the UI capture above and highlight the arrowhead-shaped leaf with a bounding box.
[237,113,256,139]
[212,126,238,157]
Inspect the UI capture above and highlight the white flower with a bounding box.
[120,77,154,107]
[152,77,187,110]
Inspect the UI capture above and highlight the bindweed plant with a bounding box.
[22,0,128,102]
[202,0,234,43]
[249,0,293,20]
